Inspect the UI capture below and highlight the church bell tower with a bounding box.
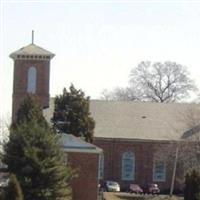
[10,32,55,122]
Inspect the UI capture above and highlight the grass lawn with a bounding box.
[103,192,184,200]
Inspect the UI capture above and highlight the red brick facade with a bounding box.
[94,138,179,192]
[67,152,100,200]
[12,59,50,122]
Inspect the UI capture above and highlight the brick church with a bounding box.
[10,38,102,200]
[10,37,198,198]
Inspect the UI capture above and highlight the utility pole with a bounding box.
[170,144,179,197]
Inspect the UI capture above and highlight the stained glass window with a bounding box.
[122,152,135,180]
[153,160,166,182]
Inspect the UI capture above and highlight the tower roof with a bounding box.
[9,43,55,60]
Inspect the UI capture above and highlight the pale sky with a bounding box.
[1,0,200,122]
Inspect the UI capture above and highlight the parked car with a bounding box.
[0,178,9,188]
[143,183,160,194]
[129,184,143,194]
[102,181,120,192]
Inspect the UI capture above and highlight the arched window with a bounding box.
[122,151,135,180]
[27,67,37,93]
[98,153,104,179]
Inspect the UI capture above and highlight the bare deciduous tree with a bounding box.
[101,61,197,102]
[0,117,9,143]
[101,87,137,101]
[130,61,197,102]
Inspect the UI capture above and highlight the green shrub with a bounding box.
[184,169,200,200]
[0,189,6,200]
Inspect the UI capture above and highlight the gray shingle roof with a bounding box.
[59,134,102,154]
[10,43,55,60]
[44,99,200,141]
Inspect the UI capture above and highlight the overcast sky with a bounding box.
[1,0,200,122]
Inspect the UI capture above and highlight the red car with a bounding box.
[129,184,143,194]
[143,183,160,194]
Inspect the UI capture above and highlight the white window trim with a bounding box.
[153,159,166,182]
[121,151,135,181]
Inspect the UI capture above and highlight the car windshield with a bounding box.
[150,184,158,187]
[107,181,118,186]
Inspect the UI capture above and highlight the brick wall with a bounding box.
[67,152,99,200]
[12,59,50,122]
[94,138,179,191]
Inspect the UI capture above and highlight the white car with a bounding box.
[0,178,9,188]
[104,181,120,192]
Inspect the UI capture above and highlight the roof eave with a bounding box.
[9,53,55,60]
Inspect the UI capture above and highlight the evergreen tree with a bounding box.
[184,169,200,200]
[52,84,95,142]
[3,95,72,200]
[5,174,23,200]
[14,94,48,128]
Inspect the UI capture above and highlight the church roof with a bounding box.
[44,99,200,141]
[9,43,55,60]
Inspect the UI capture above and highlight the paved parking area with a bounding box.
[103,192,142,200]
[103,192,183,200]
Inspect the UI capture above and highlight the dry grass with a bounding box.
[103,192,184,200]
